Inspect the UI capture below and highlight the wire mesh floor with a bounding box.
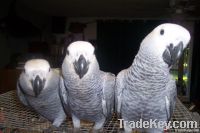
[0,90,199,133]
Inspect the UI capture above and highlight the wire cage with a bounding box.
[0,90,199,133]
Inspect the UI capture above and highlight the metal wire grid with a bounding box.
[0,90,199,133]
[0,91,119,133]
[166,99,200,133]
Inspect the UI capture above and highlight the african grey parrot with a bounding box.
[115,23,190,133]
[17,59,66,131]
[59,41,115,132]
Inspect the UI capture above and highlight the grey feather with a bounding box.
[117,49,177,133]
[59,76,70,115]
[60,41,115,130]
[165,78,177,121]
[115,70,126,114]
[116,23,190,133]
[17,69,66,127]
[61,60,115,121]
[101,72,115,117]
[17,82,29,107]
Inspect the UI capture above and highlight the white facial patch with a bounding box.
[154,23,191,49]
[24,59,50,79]
[140,23,190,59]
[67,41,95,60]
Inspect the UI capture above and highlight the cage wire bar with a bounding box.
[0,90,199,133]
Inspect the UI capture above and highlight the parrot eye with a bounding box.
[160,29,164,35]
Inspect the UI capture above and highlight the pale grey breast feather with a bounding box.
[27,71,63,122]
[64,72,104,121]
[125,50,171,94]
[26,88,63,122]
[121,50,171,121]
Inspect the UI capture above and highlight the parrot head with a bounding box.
[24,59,50,97]
[141,23,190,67]
[65,41,95,79]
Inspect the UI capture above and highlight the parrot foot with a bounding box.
[38,116,48,123]
[123,123,132,133]
[72,114,81,133]
[90,118,105,133]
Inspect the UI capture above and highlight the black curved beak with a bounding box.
[73,55,89,79]
[163,41,183,67]
[32,75,45,97]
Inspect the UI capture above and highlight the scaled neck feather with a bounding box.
[127,47,171,92]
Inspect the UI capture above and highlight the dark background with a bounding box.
[191,21,200,103]
[97,20,166,74]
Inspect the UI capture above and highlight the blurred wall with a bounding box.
[66,18,97,41]
[0,33,10,68]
